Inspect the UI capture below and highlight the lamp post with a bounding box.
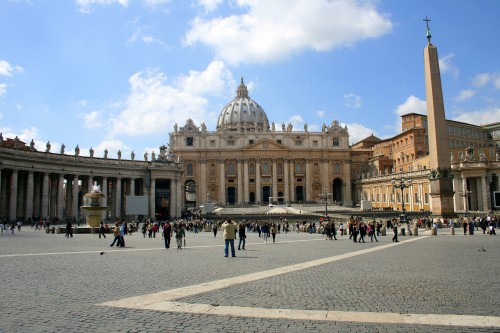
[391,168,412,232]
[319,186,331,218]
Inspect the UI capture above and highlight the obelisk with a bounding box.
[423,17,455,218]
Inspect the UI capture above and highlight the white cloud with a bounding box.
[111,61,232,136]
[0,83,7,97]
[185,0,392,65]
[394,95,427,116]
[143,0,170,6]
[454,89,476,102]
[453,107,500,126]
[0,60,23,77]
[472,72,491,87]
[344,93,362,109]
[345,122,376,145]
[92,138,130,158]
[76,0,129,14]
[316,110,325,118]
[288,115,304,129]
[439,53,458,78]
[77,99,88,107]
[81,111,104,129]
[196,0,223,12]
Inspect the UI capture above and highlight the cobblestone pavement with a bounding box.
[0,226,499,333]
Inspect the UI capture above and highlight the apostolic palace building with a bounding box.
[1,32,500,223]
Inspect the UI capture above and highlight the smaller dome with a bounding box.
[217,77,269,132]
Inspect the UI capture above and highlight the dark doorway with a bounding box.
[333,178,343,203]
[263,186,271,204]
[295,186,304,202]
[227,187,236,204]
[249,192,255,203]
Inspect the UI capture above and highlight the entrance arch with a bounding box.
[332,178,343,203]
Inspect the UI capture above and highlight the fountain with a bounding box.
[81,183,108,228]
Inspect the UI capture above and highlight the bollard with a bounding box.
[381,227,386,236]
[56,227,62,234]
[450,226,455,235]
[431,227,437,235]
[45,227,50,234]
[401,228,406,236]
[51,227,55,234]
[343,228,347,236]
[413,226,418,236]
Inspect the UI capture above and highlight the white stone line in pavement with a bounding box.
[100,235,500,329]
[0,238,324,258]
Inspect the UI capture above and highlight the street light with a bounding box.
[319,186,331,217]
[391,168,412,228]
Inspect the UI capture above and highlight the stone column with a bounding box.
[115,177,122,218]
[289,160,295,202]
[452,177,462,211]
[322,159,329,192]
[237,159,243,204]
[482,175,491,211]
[65,177,72,217]
[177,177,183,218]
[284,159,289,203]
[72,175,79,219]
[243,159,249,203]
[343,163,352,207]
[305,161,311,201]
[42,173,49,218]
[255,159,261,203]
[219,161,226,204]
[200,160,207,204]
[272,159,277,200]
[26,171,34,219]
[149,178,155,218]
[418,182,424,211]
[9,170,18,221]
[0,169,3,217]
[57,174,65,220]
[130,177,136,196]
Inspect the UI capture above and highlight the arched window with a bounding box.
[277,163,283,175]
[262,162,270,175]
[187,163,194,176]
[228,162,235,175]
[295,162,303,173]
[313,163,319,173]
[210,164,216,176]
[249,162,255,175]
[334,163,340,173]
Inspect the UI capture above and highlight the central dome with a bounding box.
[217,77,269,132]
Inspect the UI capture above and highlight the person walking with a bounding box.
[65,220,73,238]
[175,224,185,249]
[222,218,238,257]
[98,221,106,239]
[358,222,366,243]
[392,223,399,242]
[110,222,121,247]
[463,219,468,235]
[261,223,269,243]
[163,221,172,249]
[369,221,378,242]
[331,221,338,240]
[270,224,277,243]
[238,222,246,250]
[212,223,218,237]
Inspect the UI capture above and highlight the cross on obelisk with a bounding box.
[423,16,432,44]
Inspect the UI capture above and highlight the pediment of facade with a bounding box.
[243,139,287,151]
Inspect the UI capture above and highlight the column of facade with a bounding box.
[283,159,289,203]
[243,159,249,203]
[65,177,72,217]
[255,159,261,203]
[57,174,65,220]
[41,173,49,218]
[9,170,18,221]
[0,169,3,217]
[343,163,352,207]
[272,160,277,200]
[199,160,207,203]
[289,160,295,202]
[33,174,41,216]
[481,175,490,211]
[149,178,155,218]
[115,177,122,218]
[101,177,108,209]
[25,171,34,219]
[305,161,311,201]
[237,159,243,204]
[322,159,329,191]
[219,161,226,204]
[130,178,135,196]
[452,177,462,211]
[72,175,79,219]
[16,172,26,219]
[418,183,424,211]
[177,177,183,218]
[474,177,482,211]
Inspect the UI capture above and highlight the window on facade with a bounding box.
[313,163,319,173]
[277,140,282,144]
[383,194,386,203]
[249,163,255,175]
[415,193,419,203]
[262,162,270,175]
[295,140,302,146]
[313,140,318,147]
[376,194,380,202]
[397,193,401,203]
[228,162,235,175]
[210,164,215,176]
[186,137,193,146]
[187,163,194,176]
[334,163,340,173]
[277,163,283,175]
[249,140,254,145]
[295,163,303,173]
[424,193,429,204]
[210,140,216,147]
[227,140,235,146]
[333,138,339,146]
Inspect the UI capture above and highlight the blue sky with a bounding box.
[1,0,499,159]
